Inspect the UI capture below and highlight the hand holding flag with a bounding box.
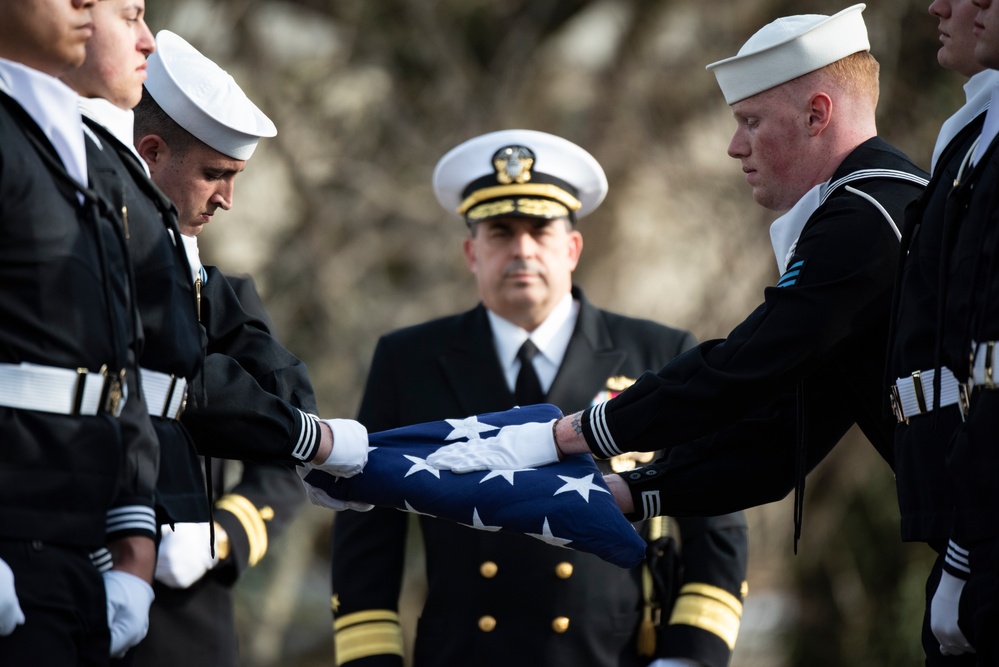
[426,418,560,472]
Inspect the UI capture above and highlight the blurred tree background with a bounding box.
[145,1,958,665]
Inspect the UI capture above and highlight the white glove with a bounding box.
[647,660,701,667]
[930,571,975,656]
[427,419,559,473]
[154,523,218,589]
[103,570,154,658]
[312,418,368,478]
[0,557,25,636]
[297,465,374,512]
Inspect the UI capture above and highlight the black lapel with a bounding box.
[437,305,519,416]
[547,288,626,414]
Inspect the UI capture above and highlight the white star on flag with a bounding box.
[461,508,502,532]
[554,473,609,503]
[479,469,533,485]
[444,416,499,441]
[403,455,441,478]
[527,518,572,547]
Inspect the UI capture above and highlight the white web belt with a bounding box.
[0,361,127,417]
[890,366,967,423]
[139,368,188,420]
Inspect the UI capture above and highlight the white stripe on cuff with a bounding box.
[89,547,113,573]
[292,410,319,461]
[641,490,661,521]
[105,505,156,535]
[588,403,621,458]
[945,540,971,575]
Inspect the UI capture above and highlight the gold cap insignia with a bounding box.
[493,145,535,185]
[466,198,570,221]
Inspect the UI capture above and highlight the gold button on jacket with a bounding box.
[551,616,570,633]
[554,562,573,579]
[478,615,497,633]
[479,561,498,578]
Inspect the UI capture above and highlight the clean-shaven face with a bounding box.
[931,0,986,76]
[727,85,818,212]
[61,0,154,108]
[147,139,245,236]
[973,0,999,69]
[0,0,98,76]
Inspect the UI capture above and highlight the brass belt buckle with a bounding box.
[174,386,188,420]
[889,384,907,424]
[101,367,125,417]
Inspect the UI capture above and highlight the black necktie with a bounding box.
[515,339,545,406]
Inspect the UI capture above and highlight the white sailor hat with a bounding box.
[145,30,276,160]
[433,129,608,224]
[706,4,869,105]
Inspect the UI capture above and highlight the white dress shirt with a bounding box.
[487,292,579,396]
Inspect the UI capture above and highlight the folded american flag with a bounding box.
[304,404,647,568]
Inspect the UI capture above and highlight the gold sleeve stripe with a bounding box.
[334,610,400,631]
[668,583,744,650]
[677,582,744,614]
[457,183,581,215]
[334,611,403,665]
[215,494,268,566]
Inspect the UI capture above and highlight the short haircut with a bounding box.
[819,51,880,110]
[133,86,199,155]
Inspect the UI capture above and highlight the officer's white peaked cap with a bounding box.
[145,30,276,160]
[706,4,869,105]
[433,129,608,223]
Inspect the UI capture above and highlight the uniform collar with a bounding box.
[179,233,203,285]
[769,182,825,273]
[769,136,919,272]
[78,97,149,177]
[487,292,578,391]
[972,83,999,167]
[0,58,87,188]
[931,70,999,173]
